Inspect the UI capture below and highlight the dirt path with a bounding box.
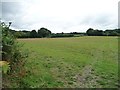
[74,52,103,88]
[74,64,101,88]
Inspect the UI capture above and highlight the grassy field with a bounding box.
[18,36,118,88]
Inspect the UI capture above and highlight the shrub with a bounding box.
[1,22,28,88]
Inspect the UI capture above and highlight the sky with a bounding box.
[1,0,119,33]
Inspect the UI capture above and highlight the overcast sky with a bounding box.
[1,0,119,33]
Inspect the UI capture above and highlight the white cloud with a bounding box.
[1,0,119,33]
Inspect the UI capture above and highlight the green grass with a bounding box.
[18,36,118,88]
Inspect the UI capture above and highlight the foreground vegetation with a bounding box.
[19,36,118,88]
[1,22,28,88]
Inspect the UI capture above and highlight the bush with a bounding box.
[1,22,28,88]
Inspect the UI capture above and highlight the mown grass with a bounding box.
[18,36,118,88]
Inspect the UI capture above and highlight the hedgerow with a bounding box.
[1,22,28,88]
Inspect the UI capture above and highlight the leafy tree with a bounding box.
[18,31,30,38]
[86,28,94,36]
[30,30,38,38]
[86,28,120,36]
[104,30,119,36]
[38,27,51,38]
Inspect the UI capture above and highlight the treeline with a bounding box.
[86,28,120,36]
[10,27,120,38]
[10,27,79,38]
[10,27,52,38]
[51,33,74,38]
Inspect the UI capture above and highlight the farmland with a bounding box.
[18,36,118,88]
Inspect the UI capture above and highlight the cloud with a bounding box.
[2,2,22,20]
[1,0,118,33]
[1,2,23,29]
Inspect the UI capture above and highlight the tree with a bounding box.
[104,29,119,36]
[86,28,105,36]
[94,30,104,36]
[38,27,51,38]
[30,30,38,38]
[86,28,94,36]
